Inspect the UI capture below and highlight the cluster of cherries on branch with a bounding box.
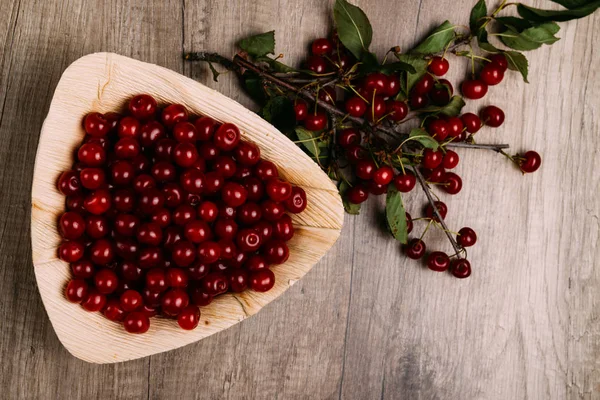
[287,34,541,278]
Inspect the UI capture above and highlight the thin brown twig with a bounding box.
[445,142,509,151]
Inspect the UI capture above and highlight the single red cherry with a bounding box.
[405,238,426,260]
[245,254,269,271]
[367,181,388,195]
[428,119,450,141]
[355,160,376,180]
[385,74,401,97]
[489,54,508,72]
[422,149,443,169]
[146,268,168,292]
[445,117,464,138]
[103,299,126,321]
[65,279,89,303]
[173,142,199,168]
[173,121,199,143]
[228,270,249,293]
[393,173,416,192]
[172,240,197,267]
[79,168,105,190]
[443,172,462,195]
[338,128,360,148]
[273,214,294,241]
[362,73,388,96]
[373,166,393,185]
[318,86,336,104]
[406,212,413,234]
[214,218,238,240]
[480,105,505,127]
[94,268,118,294]
[387,101,409,122]
[110,160,135,186]
[118,117,141,139]
[253,221,273,243]
[81,289,107,312]
[442,150,459,169]
[304,111,328,131]
[365,96,387,122]
[263,239,289,264]
[311,38,333,55]
[250,269,275,292]
[120,289,143,312]
[460,113,482,133]
[424,166,446,183]
[254,160,279,180]
[114,137,141,160]
[138,247,163,269]
[118,261,142,281]
[236,229,262,252]
[58,211,85,239]
[222,182,248,207]
[213,123,241,151]
[413,74,435,95]
[284,186,307,213]
[151,161,176,182]
[427,251,450,272]
[139,121,166,147]
[161,288,190,316]
[177,306,200,330]
[519,151,542,173]
[197,241,221,264]
[461,79,488,99]
[237,203,262,225]
[184,220,212,243]
[84,112,111,137]
[345,97,367,117]
[85,214,109,239]
[129,94,157,120]
[425,201,448,222]
[71,259,95,279]
[84,189,112,215]
[190,288,213,306]
[451,259,471,278]
[347,184,368,204]
[428,57,449,76]
[294,101,308,121]
[198,201,219,223]
[306,55,329,74]
[265,178,292,202]
[162,104,188,128]
[154,137,177,160]
[194,116,217,141]
[202,272,229,295]
[123,312,150,333]
[57,170,82,195]
[480,63,504,86]
[234,141,261,166]
[457,227,477,247]
[78,142,106,167]
[409,93,429,109]
[242,177,265,203]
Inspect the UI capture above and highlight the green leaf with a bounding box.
[411,21,456,55]
[504,51,529,83]
[334,0,373,59]
[495,16,533,31]
[255,56,297,73]
[500,22,560,51]
[385,185,407,244]
[551,0,595,8]
[419,96,466,117]
[242,74,267,105]
[469,0,487,32]
[517,2,600,22]
[407,128,439,150]
[295,127,329,164]
[339,180,361,215]
[238,31,275,58]
[359,52,416,75]
[394,54,428,100]
[260,96,296,135]
[477,29,500,53]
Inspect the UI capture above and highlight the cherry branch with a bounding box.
[412,167,463,257]
[445,142,509,151]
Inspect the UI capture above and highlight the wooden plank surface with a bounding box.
[0,0,598,399]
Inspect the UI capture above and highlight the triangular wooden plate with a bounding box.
[31,53,344,363]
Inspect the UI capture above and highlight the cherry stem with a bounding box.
[412,167,463,257]
[445,142,509,152]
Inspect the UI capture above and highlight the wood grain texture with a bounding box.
[1,0,599,398]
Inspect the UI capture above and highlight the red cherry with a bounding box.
[355,160,376,180]
[71,259,95,279]
[133,174,156,193]
[345,96,367,117]
[457,227,477,247]
[427,252,450,272]
[430,86,451,106]
[409,93,429,109]
[273,214,294,241]
[406,212,413,234]
[311,38,333,55]
[385,74,401,97]
[261,199,286,222]
[445,117,464,138]
[161,104,189,128]
[428,119,450,141]
[173,122,199,143]
[338,128,360,148]
[222,182,248,207]
[103,299,126,321]
[177,306,200,330]
[367,181,388,195]
[422,149,443,169]
[387,101,409,122]
[393,173,416,192]
[136,222,163,246]
[304,111,328,131]
[519,151,542,173]
[263,239,289,264]
[253,221,273,243]
[265,178,292,202]
[254,160,279,180]
[451,259,471,279]
[245,254,269,271]
[202,272,229,295]
[161,288,190,316]
[84,189,111,215]
[228,270,249,293]
[151,161,176,182]
[365,96,386,122]
[362,73,388,96]
[198,201,219,223]
[94,268,118,294]
[318,86,336,104]
[197,241,221,264]
[90,239,115,266]
[214,219,238,240]
[234,141,261,166]
[284,186,307,213]
[294,101,308,121]
[413,74,434,95]
[212,155,237,178]
[242,177,265,203]
[442,150,459,169]
[65,279,89,303]
[139,121,166,147]
[346,184,368,204]
[442,172,462,195]
[58,211,85,239]
[78,143,106,167]
[138,247,163,269]
[480,63,504,86]
[84,113,110,137]
[424,166,446,183]
[489,54,508,71]
[138,188,165,214]
[425,201,448,222]
[123,312,150,333]
[172,240,197,267]
[213,123,241,151]
[129,94,157,120]
[57,170,82,195]
[306,55,329,74]
[428,57,449,76]
[461,79,488,99]
[250,269,275,292]
[173,142,199,167]
[118,261,142,282]
[85,214,109,239]
[118,117,141,139]
[405,238,426,259]
[480,105,505,127]
[373,166,393,185]
[460,113,482,133]
[81,289,107,312]
[194,116,217,141]
[236,229,262,252]
[184,220,212,243]
[114,138,141,160]
[146,268,168,292]
[110,160,135,186]
[237,203,262,225]
[190,288,213,306]
[120,289,143,312]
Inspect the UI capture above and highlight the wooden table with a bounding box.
[1,0,598,398]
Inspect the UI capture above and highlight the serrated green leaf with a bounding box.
[260,96,296,135]
[334,0,373,59]
[504,51,529,83]
[407,128,439,150]
[470,0,487,32]
[238,31,275,58]
[394,54,428,100]
[385,185,407,244]
[339,180,361,215]
[419,96,465,117]
[411,21,456,55]
[295,127,330,164]
[517,1,600,22]
[499,22,560,51]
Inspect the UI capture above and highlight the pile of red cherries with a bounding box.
[292,35,542,278]
[56,94,307,333]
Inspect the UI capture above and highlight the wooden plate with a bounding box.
[31,53,344,364]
